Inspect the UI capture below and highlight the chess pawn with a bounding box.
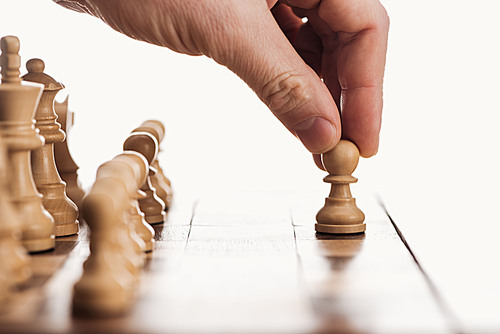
[54,97,85,213]
[96,161,147,266]
[123,132,166,225]
[0,271,13,314]
[113,152,155,252]
[0,123,31,285]
[0,191,32,286]
[0,143,31,285]
[73,180,136,317]
[316,140,365,234]
[23,59,79,237]
[132,120,173,210]
[0,36,55,252]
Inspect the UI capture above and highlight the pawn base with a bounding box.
[145,213,166,225]
[315,222,366,234]
[12,267,32,286]
[23,236,55,253]
[144,240,154,252]
[55,220,79,237]
[72,296,132,318]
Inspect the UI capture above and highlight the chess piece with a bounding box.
[132,120,173,210]
[113,152,155,252]
[0,191,32,286]
[73,179,136,317]
[54,96,85,213]
[0,136,31,286]
[316,140,366,234]
[0,36,55,252]
[0,271,13,314]
[123,132,166,224]
[23,59,79,237]
[95,162,146,270]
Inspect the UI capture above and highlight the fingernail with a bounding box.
[294,117,336,153]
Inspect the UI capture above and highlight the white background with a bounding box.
[2,0,500,331]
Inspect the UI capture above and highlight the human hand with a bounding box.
[54,0,389,168]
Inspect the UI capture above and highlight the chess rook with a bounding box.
[0,36,55,252]
[132,120,172,210]
[23,59,79,237]
[123,132,166,225]
[316,140,366,234]
[54,97,85,213]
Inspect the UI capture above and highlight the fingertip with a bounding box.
[359,143,379,158]
[343,133,379,158]
[294,116,339,154]
[361,138,379,157]
[313,153,325,171]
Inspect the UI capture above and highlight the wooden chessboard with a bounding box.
[0,191,455,334]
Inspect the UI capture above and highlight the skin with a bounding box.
[55,0,389,169]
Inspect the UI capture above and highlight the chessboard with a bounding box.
[0,33,458,334]
[0,35,468,334]
[0,190,454,334]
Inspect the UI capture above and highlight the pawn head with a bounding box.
[22,58,64,91]
[146,120,165,141]
[133,119,165,143]
[96,160,136,197]
[26,58,44,73]
[123,132,158,164]
[322,140,360,175]
[114,151,149,188]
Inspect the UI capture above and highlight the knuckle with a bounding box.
[261,72,312,118]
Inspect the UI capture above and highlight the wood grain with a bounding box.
[0,191,453,333]
[381,189,500,334]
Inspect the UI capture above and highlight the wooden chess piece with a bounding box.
[113,152,155,252]
[123,132,166,225]
[23,59,79,237]
[316,140,366,234]
[73,179,136,317]
[96,162,146,269]
[132,120,173,210]
[54,96,85,213]
[0,136,31,286]
[0,192,32,286]
[0,36,55,252]
[0,273,11,314]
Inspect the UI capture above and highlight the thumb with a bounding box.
[207,2,340,154]
[55,0,340,153]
